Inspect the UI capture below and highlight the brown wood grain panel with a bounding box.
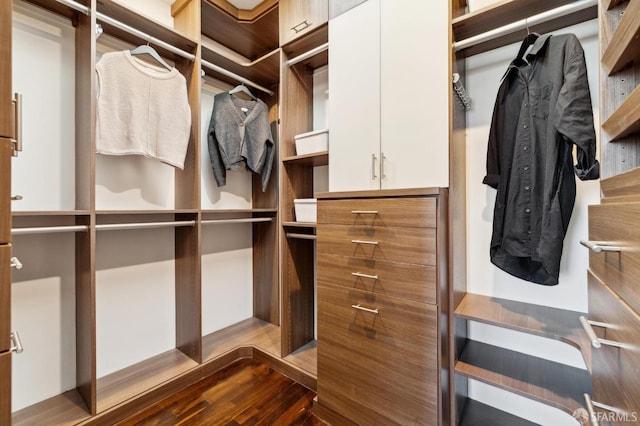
[75,214,96,414]
[454,293,591,363]
[317,187,442,199]
[317,224,437,266]
[456,340,592,415]
[317,282,439,425]
[75,1,95,213]
[201,46,280,89]
[0,245,10,352]
[0,0,13,139]
[279,0,328,46]
[318,197,437,228]
[452,0,579,41]
[175,213,202,363]
[282,151,328,167]
[201,0,278,60]
[602,83,640,141]
[589,202,640,316]
[0,139,11,244]
[317,253,437,305]
[12,390,90,426]
[600,166,640,200]
[253,219,279,325]
[256,345,317,391]
[0,352,10,425]
[601,0,640,75]
[201,318,281,361]
[282,340,317,378]
[588,272,640,422]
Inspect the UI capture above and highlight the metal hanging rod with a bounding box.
[286,42,329,67]
[202,217,273,225]
[286,233,317,240]
[96,220,196,231]
[453,0,598,52]
[12,225,89,235]
[201,59,274,96]
[56,0,196,62]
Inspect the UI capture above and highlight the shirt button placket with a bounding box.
[523,91,532,244]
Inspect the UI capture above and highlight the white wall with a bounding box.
[465,20,600,313]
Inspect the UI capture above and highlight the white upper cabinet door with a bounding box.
[380,0,449,189]
[328,0,381,192]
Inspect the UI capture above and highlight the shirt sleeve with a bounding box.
[207,103,227,187]
[483,87,502,189]
[553,35,600,181]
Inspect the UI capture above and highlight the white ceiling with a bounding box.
[227,0,265,10]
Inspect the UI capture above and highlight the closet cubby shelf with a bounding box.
[283,222,317,229]
[12,210,91,216]
[96,210,198,215]
[452,0,597,57]
[201,45,280,90]
[602,83,640,142]
[601,0,640,75]
[455,293,591,366]
[12,390,90,426]
[282,151,329,167]
[459,398,537,426]
[281,24,328,70]
[455,340,592,415]
[200,0,279,61]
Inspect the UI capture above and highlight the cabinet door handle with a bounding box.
[580,240,621,253]
[11,195,23,201]
[10,331,24,354]
[10,256,23,270]
[371,153,378,179]
[12,92,23,157]
[351,239,378,245]
[352,272,378,280]
[291,20,311,33]
[579,316,626,349]
[381,153,386,179]
[351,304,379,315]
[351,210,378,215]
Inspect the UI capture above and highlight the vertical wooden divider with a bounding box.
[172,0,202,364]
[75,0,97,414]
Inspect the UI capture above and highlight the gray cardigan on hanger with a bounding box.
[207,92,275,191]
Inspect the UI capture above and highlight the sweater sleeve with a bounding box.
[261,137,275,192]
[207,102,227,187]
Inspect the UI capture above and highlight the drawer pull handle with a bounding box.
[11,92,23,157]
[352,272,378,280]
[291,20,311,33]
[10,331,24,354]
[351,239,378,245]
[584,393,627,426]
[351,210,378,215]
[11,195,23,201]
[580,240,621,253]
[579,316,626,349]
[351,304,379,315]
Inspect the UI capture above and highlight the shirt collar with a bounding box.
[501,34,552,81]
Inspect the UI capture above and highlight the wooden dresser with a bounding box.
[314,188,449,425]
[585,170,640,424]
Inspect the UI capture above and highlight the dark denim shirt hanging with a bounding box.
[483,33,599,286]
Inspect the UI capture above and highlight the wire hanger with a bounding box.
[515,17,539,64]
[228,82,257,101]
[130,42,173,71]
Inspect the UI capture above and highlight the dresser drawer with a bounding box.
[317,224,436,265]
[317,282,439,425]
[588,203,640,315]
[588,272,640,423]
[317,253,437,305]
[318,197,437,228]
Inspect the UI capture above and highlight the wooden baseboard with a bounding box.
[312,397,358,426]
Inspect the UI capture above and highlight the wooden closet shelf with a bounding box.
[458,398,537,426]
[282,151,329,167]
[281,24,328,60]
[201,0,279,61]
[201,208,278,216]
[456,340,592,415]
[12,389,90,426]
[202,317,281,363]
[12,210,90,217]
[455,293,591,362]
[96,209,198,216]
[96,348,199,413]
[602,83,640,142]
[452,0,581,41]
[283,221,317,229]
[97,0,198,58]
[201,45,280,89]
[601,0,640,75]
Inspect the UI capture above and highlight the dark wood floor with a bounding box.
[116,358,327,426]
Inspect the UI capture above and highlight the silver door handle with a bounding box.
[371,153,378,179]
[351,240,378,245]
[351,210,378,215]
[381,153,386,179]
[291,20,311,33]
[10,257,23,270]
[351,304,379,315]
[11,195,23,201]
[10,331,24,354]
[352,272,378,280]
[579,316,626,349]
[580,240,621,253]
[12,92,23,157]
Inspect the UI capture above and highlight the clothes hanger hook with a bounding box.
[526,17,530,35]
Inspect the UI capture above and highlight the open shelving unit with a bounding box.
[449,1,599,424]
